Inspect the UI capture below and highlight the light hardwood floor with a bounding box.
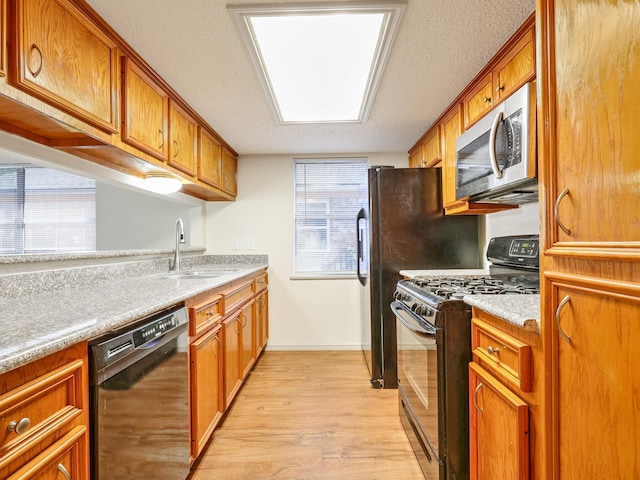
[188,350,424,480]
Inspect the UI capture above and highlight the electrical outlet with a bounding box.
[230,238,239,250]
[243,238,255,250]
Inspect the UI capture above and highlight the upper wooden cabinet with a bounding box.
[198,127,222,189]
[0,0,6,78]
[409,126,441,168]
[464,22,535,129]
[121,57,168,161]
[11,0,119,133]
[168,100,197,176]
[221,146,238,196]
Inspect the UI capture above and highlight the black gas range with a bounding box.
[392,235,539,480]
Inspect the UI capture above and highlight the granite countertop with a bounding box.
[463,294,540,333]
[400,269,540,333]
[0,259,267,375]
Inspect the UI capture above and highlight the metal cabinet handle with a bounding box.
[487,345,500,355]
[7,417,31,434]
[473,382,484,414]
[241,313,248,328]
[173,140,180,158]
[483,96,491,103]
[28,43,43,78]
[158,130,164,150]
[555,295,572,344]
[57,463,72,480]
[205,310,215,316]
[213,335,221,355]
[554,188,572,235]
[496,84,504,92]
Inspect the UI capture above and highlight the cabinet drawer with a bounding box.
[7,425,88,480]
[223,279,254,313]
[254,273,268,294]
[471,318,531,392]
[0,360,84,468]
[189,294,222,337]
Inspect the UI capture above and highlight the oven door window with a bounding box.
[395,303,440,460]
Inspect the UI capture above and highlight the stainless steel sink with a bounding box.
[160,268,239,279]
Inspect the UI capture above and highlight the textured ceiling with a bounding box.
[85,0,535,156]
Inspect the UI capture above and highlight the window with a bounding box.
[0,165,96,254]
[294,159,368,276]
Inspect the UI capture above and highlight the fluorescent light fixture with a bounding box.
[141,172,182,194]
[228,2,406,124]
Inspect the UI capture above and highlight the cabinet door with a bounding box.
[190,324,223,459]
[198,127,222,189]
[0,0,6,77]
[469,363,529,480]
[121,57,168,161]
[440,105,463,210]
[220,146,237,196]
[408,145,423,168]
[493,26,535,103]
[12,0,119,133]
[540,0,640,257]
[255,291,269,357]
[546,274,640,480]
[421,126,441,167]
[168,100,197,177]
[223,312,242,408]
[463,73,493,128]
[240,300,255,379]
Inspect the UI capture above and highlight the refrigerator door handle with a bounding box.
[356,208,367,286]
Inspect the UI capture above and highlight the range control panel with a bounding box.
[509,238,539,258]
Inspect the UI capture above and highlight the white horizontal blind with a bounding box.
[294,159,368,275]
[0,165,96,254]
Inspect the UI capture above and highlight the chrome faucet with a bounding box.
[171,217,186,272]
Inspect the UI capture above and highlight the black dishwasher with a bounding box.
[89,305,190,480]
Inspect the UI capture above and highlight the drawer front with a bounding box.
[254,273,268,294]
[471,318,531,392]
[223,279,254,313]
[0,360,84,468]
[189,294,223,337]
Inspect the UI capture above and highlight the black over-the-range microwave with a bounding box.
[455,81,538,204]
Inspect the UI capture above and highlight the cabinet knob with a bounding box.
[496,84,504,92]
[483,96,491,103]
[7,417,31,435]
[487,345,500,355]
[205,310,214,316]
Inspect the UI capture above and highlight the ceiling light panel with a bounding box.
[228,2,406,125]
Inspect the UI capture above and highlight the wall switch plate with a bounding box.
[230,238,239,250]
[243,238,255,250]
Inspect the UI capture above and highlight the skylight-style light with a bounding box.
[228,2,406,124]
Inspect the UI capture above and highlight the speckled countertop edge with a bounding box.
[0,260,268,374]
[463,295,540,333]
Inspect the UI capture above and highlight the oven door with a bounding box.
[392,300,443,479]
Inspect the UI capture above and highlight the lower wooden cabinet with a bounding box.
[256,290,269,357]
[0,343,90,479]
[222,310,243,409]
[189,324,224,460]
[239,299,256,379]
[469,362,529,480]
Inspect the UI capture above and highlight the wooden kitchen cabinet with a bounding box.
[0,342,90,479]
[11,0,120,133]
[538,2,640,478]
[239,299,256,379]
[255,290,269,357]
[408,125,441,168]
[168,100,197,177]
[121,56,168,161]
[222,310,243,408]
[463,18,535,128]
[189,323,224,460]
[0,0,6,77]
[198,127,222,189]
[220,146,238,196]
[469,362,529,480]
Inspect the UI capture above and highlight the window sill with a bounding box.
[290,274,357,281]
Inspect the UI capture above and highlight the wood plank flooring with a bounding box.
[188,351,424,480]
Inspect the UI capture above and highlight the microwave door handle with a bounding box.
[489,111,504,179]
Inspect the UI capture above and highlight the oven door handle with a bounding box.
[391,301,436,337]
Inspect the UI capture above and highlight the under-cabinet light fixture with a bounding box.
[228,1,406,124]
[141,172,182,194]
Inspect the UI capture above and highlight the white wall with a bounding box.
[205,153,407,350]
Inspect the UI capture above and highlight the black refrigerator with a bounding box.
[356,167,480,388]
